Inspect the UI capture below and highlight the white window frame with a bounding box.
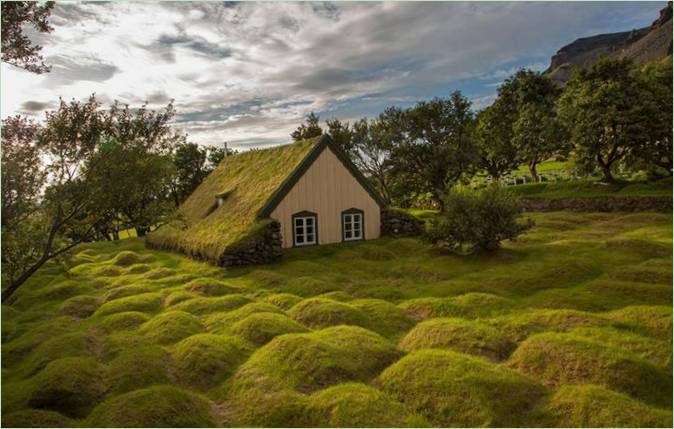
[293,214,317,246]
[342,211,363,241]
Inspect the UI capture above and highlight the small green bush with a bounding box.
[425,185,533,252]
[28,357,108,418]
[231,313,309,345]
[171,334,253,390]
[379,349,546,427]
[399,318,515,360]
[86,385,216,427]
[139,310,205,344]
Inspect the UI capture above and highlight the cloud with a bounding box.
[19,100,57,113]
[1,1,665,150]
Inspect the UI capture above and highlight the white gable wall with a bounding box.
[270,146,381,248]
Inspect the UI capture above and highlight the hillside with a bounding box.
[2,211,672,427]
[546,2,672,84]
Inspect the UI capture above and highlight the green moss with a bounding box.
[306,383,429,427]
[399,292,516,321]
[230,312,309,345]
[2,379,34,414]
[171,294,252,315]
[350,299,415,339]
[108,346,171,394]
[263,293,303,310]
[94,292,163,317]
[508,332,672,407]
[379,349,546,427]
[288,298,371,330]
[139,310,205,344]
[541,385,673,427]
[399,318,515,360]
[86,385,216,427]
[58,295,101,318]
[97,311,150,333]
[171,334,253,390]
[184,277,242,296]
[2,409,76,427]
[231,326,401,393]
[28,357,108,418]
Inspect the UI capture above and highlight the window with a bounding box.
[293,213,317,246]
[342,210,363,241]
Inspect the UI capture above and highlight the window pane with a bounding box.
[306,218,314,227]
[297,236,304,243]
[307,234,314,242]
[345,231,352,239]
[295,218,302,227]
[296,226,304,234]
[306,226,313,234]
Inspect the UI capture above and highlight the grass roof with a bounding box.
[146,137,320,263]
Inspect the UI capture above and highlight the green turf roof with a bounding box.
[146,137,321,262]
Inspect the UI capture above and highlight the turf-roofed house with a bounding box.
[147,135,387,266]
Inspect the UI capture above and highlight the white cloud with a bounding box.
[1,1,664,149]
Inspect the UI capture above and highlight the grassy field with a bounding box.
[2,211,672,427]
[509,177,673,199]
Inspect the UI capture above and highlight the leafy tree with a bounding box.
[291,111,323,141]
[1,96,182,302]
[475,105,519,179]
[171,142,209,206]
[559,59,650,183]
[389,91,478,210]
[636,59,672,175]
[2,1,54,73]
[425,185,533,253]
[326,118,354,152]
[206,143,235,167]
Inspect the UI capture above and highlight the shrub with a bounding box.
[107,346,172,394]
[2,409,75,428]
[424,185,532,252]
[139,311,205,344]
[171,334,253,390]
[306,383,430,427]
[231,313,309,345]
[379,349,546,427]
[508,332,672,407]
[86,385,216,427]
[542,385,673,427]
[399,318,515,360]
[28,357,108,418]
[288,298,371,330]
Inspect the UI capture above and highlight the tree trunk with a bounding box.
[601,163,617,184]
[135,226,147,237]
[529,164,539,182]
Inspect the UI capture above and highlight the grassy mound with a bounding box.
[58,295,101,318]
[399,293,516,321]
[98,311,150,333]
[171,294,252,315]
[94,292,163,317]
[28,357,108,418]
[350,299,415,339]
[163,290,198,306]
[606,305,672,339]
[171,334,253,390]
[508,332,672,407]
[317,291,353,302]
[12,331,95,380]
[2,409,75,428]
[184,278,242,296]
[262,293,303,310]
[379,349,545,427]
[222,384,309,427]
[86,385,216,427]
[542,385,673,427]
[139,310,205,344]
[288,298,371,330]
[230,313,309,345]
[306,383,429,427]
[205,302,284,333]
[230,326,401,393]
[103,284,155,301]
[486,309,609,342]
[107,346,172,394]
[399,318,515,361]
[110,250,153,266]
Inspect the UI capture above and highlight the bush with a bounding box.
[86,385,216,427]
[424,185,532,252]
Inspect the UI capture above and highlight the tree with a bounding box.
[424,185,533,253]
[1,96,182,302]
[389,91,478,210]
[559,59,650,183]
[206,143,235,167]
[2,1,54,73]
[326,118,354,153]
[171,142,209,206]
[475,105,519,180]
[291,112,323,141]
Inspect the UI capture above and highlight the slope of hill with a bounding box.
[546,2,672,84]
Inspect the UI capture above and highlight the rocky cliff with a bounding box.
[546,2,672,84]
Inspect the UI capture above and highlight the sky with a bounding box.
[1,1,665,150]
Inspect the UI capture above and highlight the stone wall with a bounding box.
[520,196,672,212]
[381,208,425,237]
[219,221,283,266]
